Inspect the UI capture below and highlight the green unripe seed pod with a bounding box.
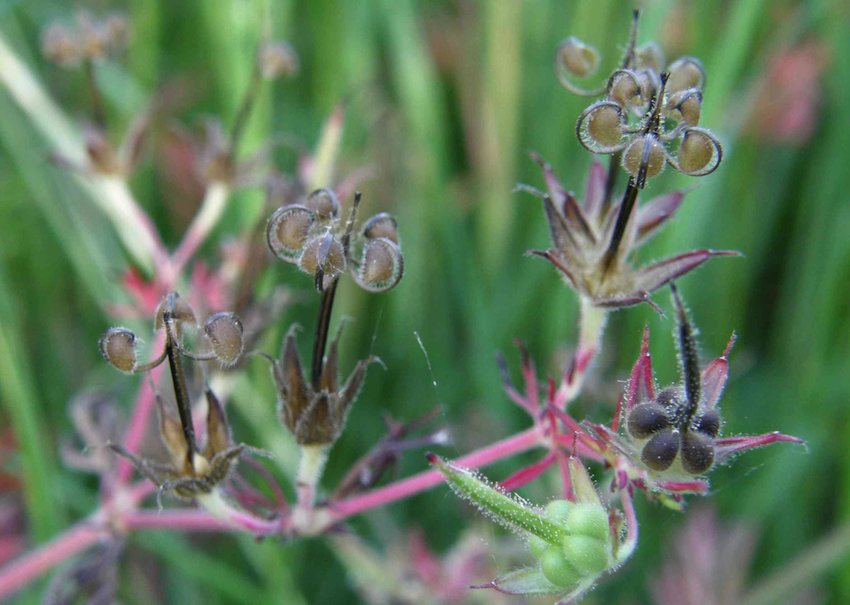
[544,499,575,523]
[528,534,550,559]
[562,534,609,576]
[563,502,610,541]
[540,546,583,588]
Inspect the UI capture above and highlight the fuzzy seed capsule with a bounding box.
[354,238,403,292]
[635,41,665,74]
[622,135,666,180]
[562,503,609,542]
[607,70,642,107]
[668,88,702,125]
[204,312,244,366]
[304,188,340,220]
[562,534,609,575]
[578,102,625,153]
[655,386,681,410]
[667,57,705,93]
[99,327,138,373]
[361,212,399,243]
[676,129,720,175]
[299,232,346,281]
[267,205,315,262]
[557,36,600,78]
[641,429,680,471]
[154,292,197,338]
[681,431,715,474]
[627,402,670,439]
[637,68,660,104]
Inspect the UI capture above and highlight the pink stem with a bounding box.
[115,362,163,485]
[123,506,280,535]
[0,522,105,599]
[619,486,639,558]
[329,427,541,522]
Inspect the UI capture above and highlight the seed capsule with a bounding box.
[668,88,702,125]
[654,386,681,410]
[578,101,625,152]
[676,128,721,175]
[304,188,340,220]
[680,431,715,474]
[354,238,403,292]
[641,429,680,471]
[299,232,346,280]
[627,402,670,439]
[267,205,315,262]
[204,312,244,366]
[154,292,197,339]
[562,534,609,575]
[557,36,600,78]
[635,41,665,74]
[607,70,642,108]
[361,212,399,243]
[99,328,138,373]
[667,56,705,93]
[540,546,583,588]
[622,135,666,180]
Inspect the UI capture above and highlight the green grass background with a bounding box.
[1,0,849,603]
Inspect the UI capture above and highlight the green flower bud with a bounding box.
[563,503,610,542]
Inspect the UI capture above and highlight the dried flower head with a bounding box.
[269,325,375,446]
[525,157,737,308]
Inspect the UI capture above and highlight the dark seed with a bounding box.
[627,403,670,439]
[681,431,715,474]
[695,409,721,438]
[654,386,681,410]
[641,430,680,471]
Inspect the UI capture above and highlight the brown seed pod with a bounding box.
[635,41,665,74]
[577,101,626,153]
[304,188,340,220]
[267,205,315,263]
[154,292,197,339]
[353,238,404,293]
[622,135,666,180]
[204,312,244,366]
[674,128,722,176]
[607,69,642,108]
[361,212,399,244]
[668,88,702,126]
[99,327,138,373]
[298,232,346,282]
[666,56,705,94]
[694,409,721,438]
[556,36,600,78]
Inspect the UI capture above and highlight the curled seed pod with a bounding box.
[41,24,81,67]
[695,409,721,438]
[154,292,197,338]
[667,56,705,93]
[299,232,346,280]
[635,41,665,74]
[353,238,404,292]
[607,69,642,108]
[637,68,660,104]
[667,88,702,126]
[627,402,670,439]
[540,546,583,588]
[673,127,722,176]
[655,386,681,410]
[556,36,600,78]
[258,40,299,79]
[680,431,715,474]
[304,188,340,220]
[641,429,680,471]
[361,212,399,243]
[204,312,244,366]
[622,135,666,180]
[577,101,626,153]
[267,205,315,262]
[99,327,138,373]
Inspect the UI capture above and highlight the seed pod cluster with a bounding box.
[566,13,722,182]
[41,12,129,68]
[267,190,404,293]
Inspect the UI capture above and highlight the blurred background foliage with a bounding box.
[1,0,849,603]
